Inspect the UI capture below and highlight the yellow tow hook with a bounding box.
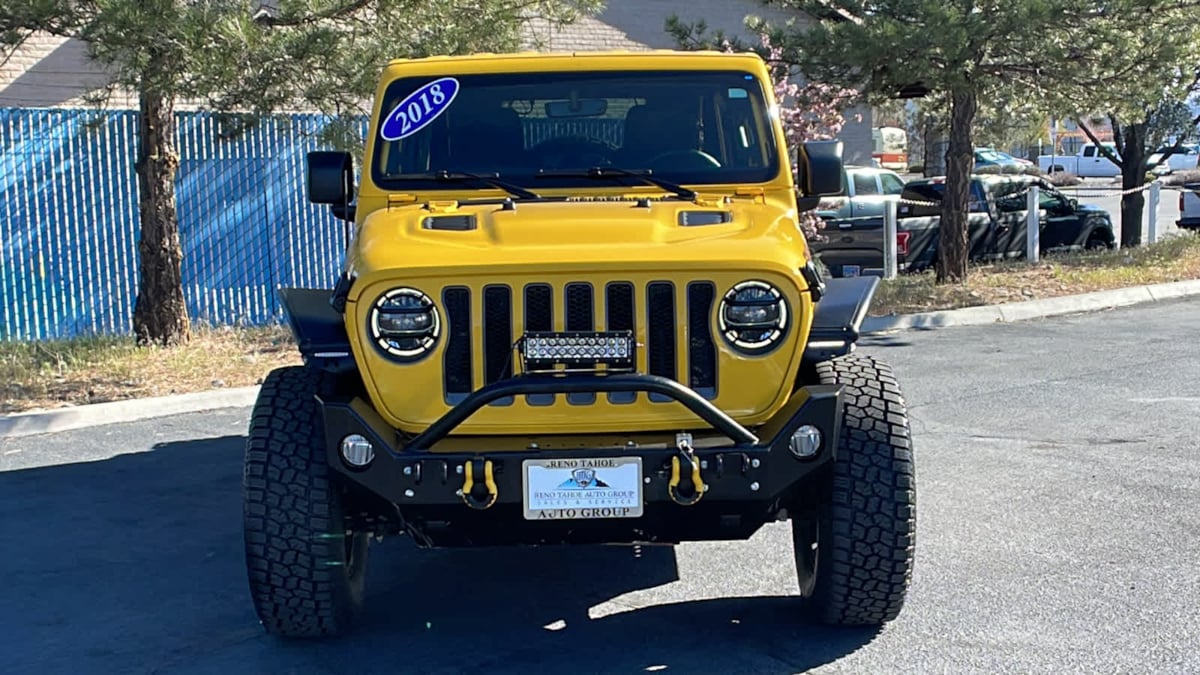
[668,433,706,506]
[459,458,498,510]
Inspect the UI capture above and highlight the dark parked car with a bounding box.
[974,148,1034,173]
[811,174,1115,277]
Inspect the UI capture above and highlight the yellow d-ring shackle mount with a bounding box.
[668,454,706,506]
[460,459,498,510]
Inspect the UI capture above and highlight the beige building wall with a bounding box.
[1,1,873,163]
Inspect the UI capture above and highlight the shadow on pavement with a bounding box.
[859,333,915,348]
[0,434,880,674]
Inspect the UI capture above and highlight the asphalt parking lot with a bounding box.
[2,297,1199,674]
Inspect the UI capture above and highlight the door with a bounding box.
[1037,188,1084,250]
[847,169,885,218]
[992,188,1028,258]
[966,180,998,260]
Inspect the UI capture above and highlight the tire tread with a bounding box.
[243,366,362,638]
[811,354,916,624]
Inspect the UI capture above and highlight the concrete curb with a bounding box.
[0,386,260,439]
[860,278,1200,335]
[4,278,1200,438]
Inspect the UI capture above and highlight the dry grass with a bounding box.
[871,232,1200,317]
[0,324,300,414]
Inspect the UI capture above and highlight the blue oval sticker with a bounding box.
[379,77,460,141]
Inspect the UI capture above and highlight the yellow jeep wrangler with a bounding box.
[243,50,916,638]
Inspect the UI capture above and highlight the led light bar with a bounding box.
[521,331,636,372]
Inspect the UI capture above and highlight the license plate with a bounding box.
[842,265,861,277]
[522,457,643,520]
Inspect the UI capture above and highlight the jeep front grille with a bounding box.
[440,280,719,406]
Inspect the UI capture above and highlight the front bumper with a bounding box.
[320,373,842,545]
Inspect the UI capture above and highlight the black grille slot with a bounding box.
[442,287,472,404]
[524,284,553,331]
[523,284,554,406]
[687,282,717,399]
[565,283,594,331]
[606,282,635,331]
[605,282,636,404]
[646,282,677,402]
[565,283,595,405]
[483,285,513,406]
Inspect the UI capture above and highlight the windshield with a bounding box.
[975,149,1009,163]
[370,69,781,191]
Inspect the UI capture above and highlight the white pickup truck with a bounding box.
[1040,142,1198,177]
[1179,183,1200,231]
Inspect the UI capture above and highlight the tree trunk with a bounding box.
[1117,123,1147,248]
[936,89,977,284]
[132,84,189,345]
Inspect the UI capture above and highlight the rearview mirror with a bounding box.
[798,141,845,197]
[545,99,608,118]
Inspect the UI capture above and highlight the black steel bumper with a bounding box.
[321,374,842,518]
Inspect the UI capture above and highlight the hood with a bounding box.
[1076,203,1110,216]
[347,196,811,285]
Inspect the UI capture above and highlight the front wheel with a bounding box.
[1086,232,1113,251]
[793,354,916,625]
[243,366,370,638]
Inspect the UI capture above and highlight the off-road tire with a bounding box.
[1085,231,1112,251]
[793,354,916,625]
[243,366,369,638]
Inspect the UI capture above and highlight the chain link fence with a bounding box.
[1,108,360,341]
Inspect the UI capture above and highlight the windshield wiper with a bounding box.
[424,170,540,200]
[535,167,696,201]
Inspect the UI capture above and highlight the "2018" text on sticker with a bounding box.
[379,77,459,141]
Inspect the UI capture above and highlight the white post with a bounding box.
[883,199,898,279]
[1026,185,1040,262]
[1148,181,1161,244]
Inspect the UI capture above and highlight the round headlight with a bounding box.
[718,280,789,354]
[369,287,440,361]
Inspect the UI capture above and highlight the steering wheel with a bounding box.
[647,149,722,172]
[531,136,615,169]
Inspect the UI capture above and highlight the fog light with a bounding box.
[789,425,822,458]
[340,434,375,467]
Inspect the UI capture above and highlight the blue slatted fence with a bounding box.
[0,107,357,341]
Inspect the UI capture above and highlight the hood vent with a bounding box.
[423,215,476,231]
[678,211,733,227]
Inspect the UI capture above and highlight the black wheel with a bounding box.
[1085,232,1112,251]
[243,366,369,638]
[792,354,916,625]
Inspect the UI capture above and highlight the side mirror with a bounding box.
[307,151,355,206]
[798,141,845,197]
[1068,198,1079,211]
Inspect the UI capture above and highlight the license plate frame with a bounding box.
[522,457,644,520]
[842,264,861,277]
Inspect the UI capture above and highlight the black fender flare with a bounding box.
[279,287,355,373]
[802,275,879,363]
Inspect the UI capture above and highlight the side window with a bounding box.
[879,172,905,195]
[995,194,1025,213]
[968,182,989,212]
[852,172,880,196]
[1083,146,1096,157]
[1039,189,1063,211]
